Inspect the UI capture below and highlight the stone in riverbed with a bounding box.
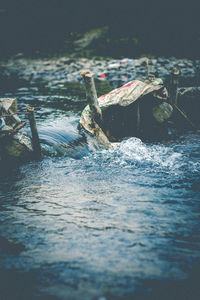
[0,236,25,254]
[152,102,173,123]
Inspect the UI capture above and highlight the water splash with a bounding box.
[116,137,183,171]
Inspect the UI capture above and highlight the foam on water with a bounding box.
[116,137,183,170]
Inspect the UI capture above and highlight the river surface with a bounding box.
[0,57,200,300]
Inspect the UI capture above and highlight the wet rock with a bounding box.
[152,102,173,123]
[0,132,33,162]
[0,98,33,162]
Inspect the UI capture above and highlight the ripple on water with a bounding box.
[0,57,200,299]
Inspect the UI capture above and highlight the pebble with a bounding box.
[0,56,200,91]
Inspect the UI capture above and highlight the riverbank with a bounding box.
[1,55,200,91]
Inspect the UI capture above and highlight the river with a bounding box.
[0,56,200,300]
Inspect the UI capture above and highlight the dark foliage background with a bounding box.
[0,0,199,58]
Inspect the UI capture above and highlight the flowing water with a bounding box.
[0,58,200,300]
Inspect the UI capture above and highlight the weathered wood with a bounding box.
[169,68,179,105]
[26,106,42,160]
[80,70,102,124]
[146,58,149,79]
[136,103,141,131]
[173,103,196,129]
[145,58,156,81]
[12,122,26,134]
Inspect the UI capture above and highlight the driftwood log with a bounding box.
[80,70,102,125]
[27,106,42,160]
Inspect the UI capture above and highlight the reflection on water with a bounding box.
[0,58,200,300]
